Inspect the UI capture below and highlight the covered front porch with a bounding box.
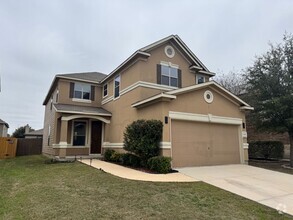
[52,104,111,159]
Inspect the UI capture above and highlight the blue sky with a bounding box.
[0,0,292,133]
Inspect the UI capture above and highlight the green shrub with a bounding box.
[110,151,122,163]
[147,156,172,174]
[248,141,284,159]
[104,149,115,161]
[123,119,163,165]
[121,153,141,167]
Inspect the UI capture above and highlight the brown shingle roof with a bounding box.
[57,71,107,83]
[54,104,112,116]
[25,129,43,136]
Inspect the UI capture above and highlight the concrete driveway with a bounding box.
[177,164,293,216]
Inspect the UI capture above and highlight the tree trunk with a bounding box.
[290,130,293,167]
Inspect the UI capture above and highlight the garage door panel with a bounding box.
[172,120,240,167]
[172,142,210,167]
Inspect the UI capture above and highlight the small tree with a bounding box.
[213,70,246,96]
[123,120,163,165]
[12,125,34,138]
[243,33,293,167]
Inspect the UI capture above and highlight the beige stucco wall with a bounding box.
[101,42,212,106]
[140,43,206,87]
[103,86,169,144]
[55,148,89,156]
[43,87,58,155]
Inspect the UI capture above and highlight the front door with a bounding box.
[90,121,102,154]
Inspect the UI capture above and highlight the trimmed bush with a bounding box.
[248,141,284,159]
[104,149,115,162]
[110,152,122,163]
[123,119,163,165]
[147,156,172,174]
[121,153,141,167]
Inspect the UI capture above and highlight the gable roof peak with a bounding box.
[139,35,211,73]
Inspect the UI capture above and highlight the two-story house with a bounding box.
[43,35,253,168]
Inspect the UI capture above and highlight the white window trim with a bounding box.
[103,83,108,98]
[71,120,89,147]
[113,74,121,100]
[160,62,179,88]
[169,111,242,125]
[101,81,177,105]
[196,74,205,84]
[164,45,175,58]
[160,61,179,69]
[72,98,92,103]
[204,90,214,104]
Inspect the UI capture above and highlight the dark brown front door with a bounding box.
[91,121,102,154]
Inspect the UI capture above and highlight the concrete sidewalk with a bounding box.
[79,159,197,182]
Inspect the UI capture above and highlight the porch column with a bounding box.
[59,119,69,158]
[60,119,68,144]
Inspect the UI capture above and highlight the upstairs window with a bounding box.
[103,84,108,97]
[161,65,178,87]
[157,64,182,88]
[74,83,91,100]
[114,75,120,98]
[196,75,205,84]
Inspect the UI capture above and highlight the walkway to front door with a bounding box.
[177,165,293,216]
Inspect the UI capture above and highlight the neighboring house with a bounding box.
[0,119,9,137]
[24,129,43,139]
[42,35,253,168]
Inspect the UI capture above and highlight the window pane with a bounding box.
[103,84,108,96]
[115,75,120,83]
[73,136,85,146]
[114,76,120,98]
[161,75,169,86]
[83,92,90,100]
[74,91,82,99]
[74,83,83,91]
[83,84,91,93]
[170,67,178,78]
[170,77,178,87]
[74,122,86,135]
[103,85,108,96]
[198,76,204,84]
[115,86,119,98]
[115,80,120,88]
[161,65,169,76]
[73,122,86,146]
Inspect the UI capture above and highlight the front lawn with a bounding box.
[0,156,291,219]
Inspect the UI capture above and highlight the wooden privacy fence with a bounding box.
[16,138,43,156]
[0,137,17,159]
